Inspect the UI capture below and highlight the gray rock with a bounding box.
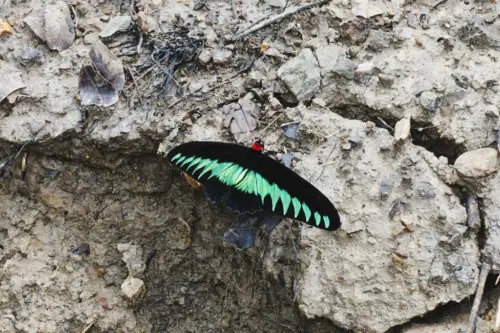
[482,173,500,273]
[212,49,232,64]
[198,49,212,65]
[454,148,499,178]
[0,62,25,103]
[295,107,479,333]
[117,243,146,277]
[99,16,132,39]
[366,30,392,52]
[394,114,411,141]
[44,1,75,51]
[277,48,321,101]
[265,0,286,7]
[419,91,439,112]
[377,73,395,87]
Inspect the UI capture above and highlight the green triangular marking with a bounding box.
[270,184,280,211]
[217,163,240,185]
[176,156,186,165]
[280,191,291,215]
[233,167,248,185]
[258,175,270,204]
[171,153,182,162]
[323,216,330,229]
[192,158,212,176]
[186,157,201,172]
[314,212,321,226]
[199,160,219,178]
[292,198,301,218]
[302,203,311,222]
[180,156,194,168]
[208,162,232,179]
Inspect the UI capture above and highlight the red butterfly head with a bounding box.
[251,139,264,152]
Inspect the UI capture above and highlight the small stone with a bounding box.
[366,30,392,52]
[312,98,326,107]
[394,114,411,141]
[484,14,497,24]
[343,220,365,234]
[454,148,499,178]
[341,142,352,150]
[419,91,439,112]
[265,0,286,7]
[212,49,232,64]
[100,15,110,22]
[198,49,212,65]
[121,276,146,303]
[99,16,132,39]
[378,73,395,87]
[451,73,469,89]
[59,62,72,70]
[355,62,374,74]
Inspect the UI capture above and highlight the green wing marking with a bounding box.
[198,160,219,178]
[171,153,331,228]
[280,191,291,215]
[269,184,280,211]
[186,157,202,171]
[302,203,311,222]
[193,158,212,175]
[292,198,301,218]
[180,156,194,168]
[314,212,321,226]
[176,155,186,165]
[171,153,182,163]
[323,216,330,229]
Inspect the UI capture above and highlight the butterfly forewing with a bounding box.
[167,141,341,231]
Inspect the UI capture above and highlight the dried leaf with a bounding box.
[0,20,13,36]
[79,41,125,107]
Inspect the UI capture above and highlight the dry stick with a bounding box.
[465,262,492,333]
[126,66,146,109]
[231,0,330,40]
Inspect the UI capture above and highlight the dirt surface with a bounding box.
[1,0,500,332]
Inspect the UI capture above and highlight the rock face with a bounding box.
[293,107,479,333]
[277,48,321,101]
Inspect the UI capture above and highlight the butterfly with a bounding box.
[167,140,341,248]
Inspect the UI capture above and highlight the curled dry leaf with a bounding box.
[79,41,125,107]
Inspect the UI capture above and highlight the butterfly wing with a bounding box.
[167,141,341,231]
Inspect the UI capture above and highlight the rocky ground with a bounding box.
[1,0,500,332]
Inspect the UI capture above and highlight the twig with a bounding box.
[81,321,95,333]
[259,113,283,136]
[231,0,330,40]
[465,262,491,333]
[431,0,448,10]
[126,66,146,111]
[376,116,394,132]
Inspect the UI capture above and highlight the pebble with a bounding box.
[378,73,395,88]
[419,91,439,112]
[212,49,232,64]
[198,49,212,65]
[99,16,132,39]
[454,148,499,178]
[121,276,146,303]
[394,114,411,141]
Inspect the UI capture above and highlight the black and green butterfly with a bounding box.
[167,140,341,238]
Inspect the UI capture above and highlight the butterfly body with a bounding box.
[167,141,341,231]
